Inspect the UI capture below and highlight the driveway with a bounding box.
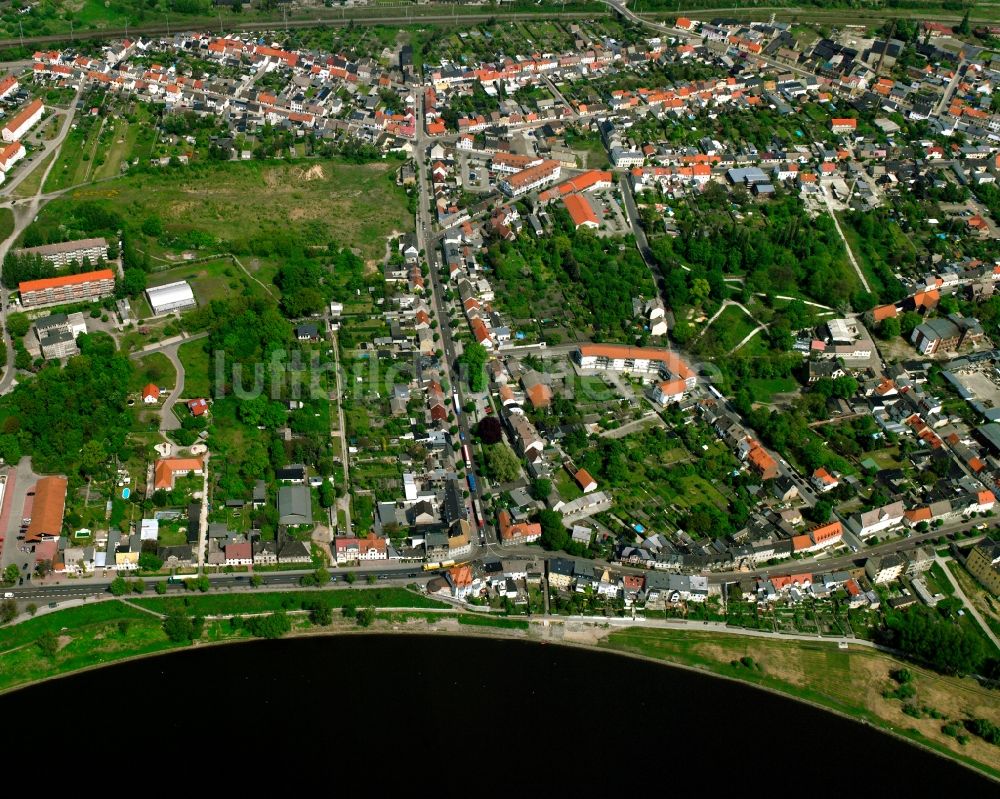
[129,331,208,432]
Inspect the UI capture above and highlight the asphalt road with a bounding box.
[7,565,430,600]
[413,91,493,550]
[0,87,83,396]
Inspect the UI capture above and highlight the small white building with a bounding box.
[139,518,159,541]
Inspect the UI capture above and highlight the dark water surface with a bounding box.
[3,634,996,787]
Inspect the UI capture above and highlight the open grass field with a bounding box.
[0,601,174,694]
[128,351,175,394]
[694,304,758,355]
[46,102,157,192]
[603,627,1000,778]
[747,376,798,403]
[0,208,14,244]
[44,158,412,262]
[148,258,270,306]
[177,339,212,398]
[13,151,55,199]
[130,586,448,616]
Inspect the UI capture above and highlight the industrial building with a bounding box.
[146,280,196,315]
[35,311,87,359]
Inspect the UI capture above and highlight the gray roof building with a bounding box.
[278,485,313,526]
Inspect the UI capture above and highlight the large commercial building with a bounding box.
[25,476,67,543]
[146,280,196,315]
[19,268,116,309]
[498,159,561,197]
[575,344,696,388]
[35,312,87,359]
[2,99,44,142]
[19,237,109,267]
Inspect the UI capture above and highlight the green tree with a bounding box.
[690,278,711,307]
[245,611,292,639]
[6,312,29,338]
[459,342,489,392]
[539,509,569,551]
[530,478,552,501]
[318,480,336,508]
[141,215,163,237]
[0,598,16,624]
[79,440,108,476]
[878,317,901,339]
[36,630,59,658]
[163,609,201,643]
[958,8,971,35]
[356,606,376,627]
[109,576,129,596]
[119,268,147,298]
[154,579,167,595]
[899,311,922,339]
[139,552,163,572]
[2,564,18,585]
[485,443,521,483]
[310,601,333,625]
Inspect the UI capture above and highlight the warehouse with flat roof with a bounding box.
[146,280,196,315]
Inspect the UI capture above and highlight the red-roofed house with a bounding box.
[740,437,779,480]
[563,193,599,229]
[498,510,542,546]
[573,467,597,494]
[142,383,160,404]
[870,304,898,323]
[811,467,838,492]
[969,490,996,514]
[153,457,204,490]
[225,542,253,566]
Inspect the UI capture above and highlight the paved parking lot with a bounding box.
[457,154,492,194]
[0,457,43,583]
[950,367,1000,408]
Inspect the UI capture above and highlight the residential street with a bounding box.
[0,87,84,396]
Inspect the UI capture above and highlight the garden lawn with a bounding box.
[177,339,212,398]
